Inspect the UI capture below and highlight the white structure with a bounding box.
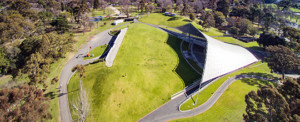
[106,28,128,67]
[199,32,258,83]
[112,19,124,25]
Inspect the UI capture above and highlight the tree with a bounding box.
[263,12,274,31]
[202,12,215,30]
[71,65,90,122]
[266,45,298,80]
[230,6,250,18]
[239,18,252,36]
[148,4,155,13]
[279,78,300,120]
[120,0,131,17]
[189,13,196,21]
[257,32,286,47]
[181,0,192,15]
[157,0,173,13]
[10,0,31,15]
[25,52,50,89]
[244,78,300,122]
[51,16,70,33]
[244,85,290,122]
[190,0,203,13]
[216,0,230,17]
[277,0,291,11]
[249,6,261,23]
[99,0,108,14]
[61,2,65,11]
[229,26,239,36]
[214,11,225,27]
[94,0,100,10]
[0,85,51,121]
[249,26,258,40]
[0,47,9,74]
[0,12,34,43]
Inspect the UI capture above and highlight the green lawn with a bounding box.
[68,23,201,121]
[213,37,259,48]
[84,45,108,60]
[290,7,300,12]
[173,78,272,122]
[202,28,224,36]
[179,61,278,111]
[139,13,191,27]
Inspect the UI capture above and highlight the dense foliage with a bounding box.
[0,85,51,121]
[244,78,300,121]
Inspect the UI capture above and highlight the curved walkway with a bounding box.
[59,23,129,122]
[139,74,275,122]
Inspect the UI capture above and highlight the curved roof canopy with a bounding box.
[199,30,258,83]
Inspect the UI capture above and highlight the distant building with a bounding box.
[112,19,124,25]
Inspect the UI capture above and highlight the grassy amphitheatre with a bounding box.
[68,23,201,121]
[139,13,277,121]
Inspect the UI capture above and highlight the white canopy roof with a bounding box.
[200,32,258,83]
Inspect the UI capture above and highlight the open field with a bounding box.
[68,24,201,121]
[173,78,272,122]
[179,61,278,111]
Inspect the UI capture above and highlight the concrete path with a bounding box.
[106,28,128,67]
[59,23,129,122]
[139,74,276,122]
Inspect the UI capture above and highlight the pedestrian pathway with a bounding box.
[106,28,128,67]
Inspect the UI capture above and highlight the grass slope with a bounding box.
[68,23,200,121]
[173,78,272,122]
[213,37,259,48]
[139,13,191,27]
[179,61,278,111]
[84,45,107,60]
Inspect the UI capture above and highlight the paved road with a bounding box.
[59,23,129,122]
[139,74,276,122]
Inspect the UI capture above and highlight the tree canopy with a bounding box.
[244,78,300,121]
[0,85,51,121]
[266,45,298,80]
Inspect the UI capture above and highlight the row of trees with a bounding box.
[244,77,299,121]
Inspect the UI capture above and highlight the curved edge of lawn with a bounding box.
[179,61,277,111]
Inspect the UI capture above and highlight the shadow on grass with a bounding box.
[240,72,278,87]
[183,19,191,22]
[241,72,276,79]
[240,78,271,88]
[45,91,58,99]
[167,16,181,21]
[166,34,201,86]
[249,46,263,51]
